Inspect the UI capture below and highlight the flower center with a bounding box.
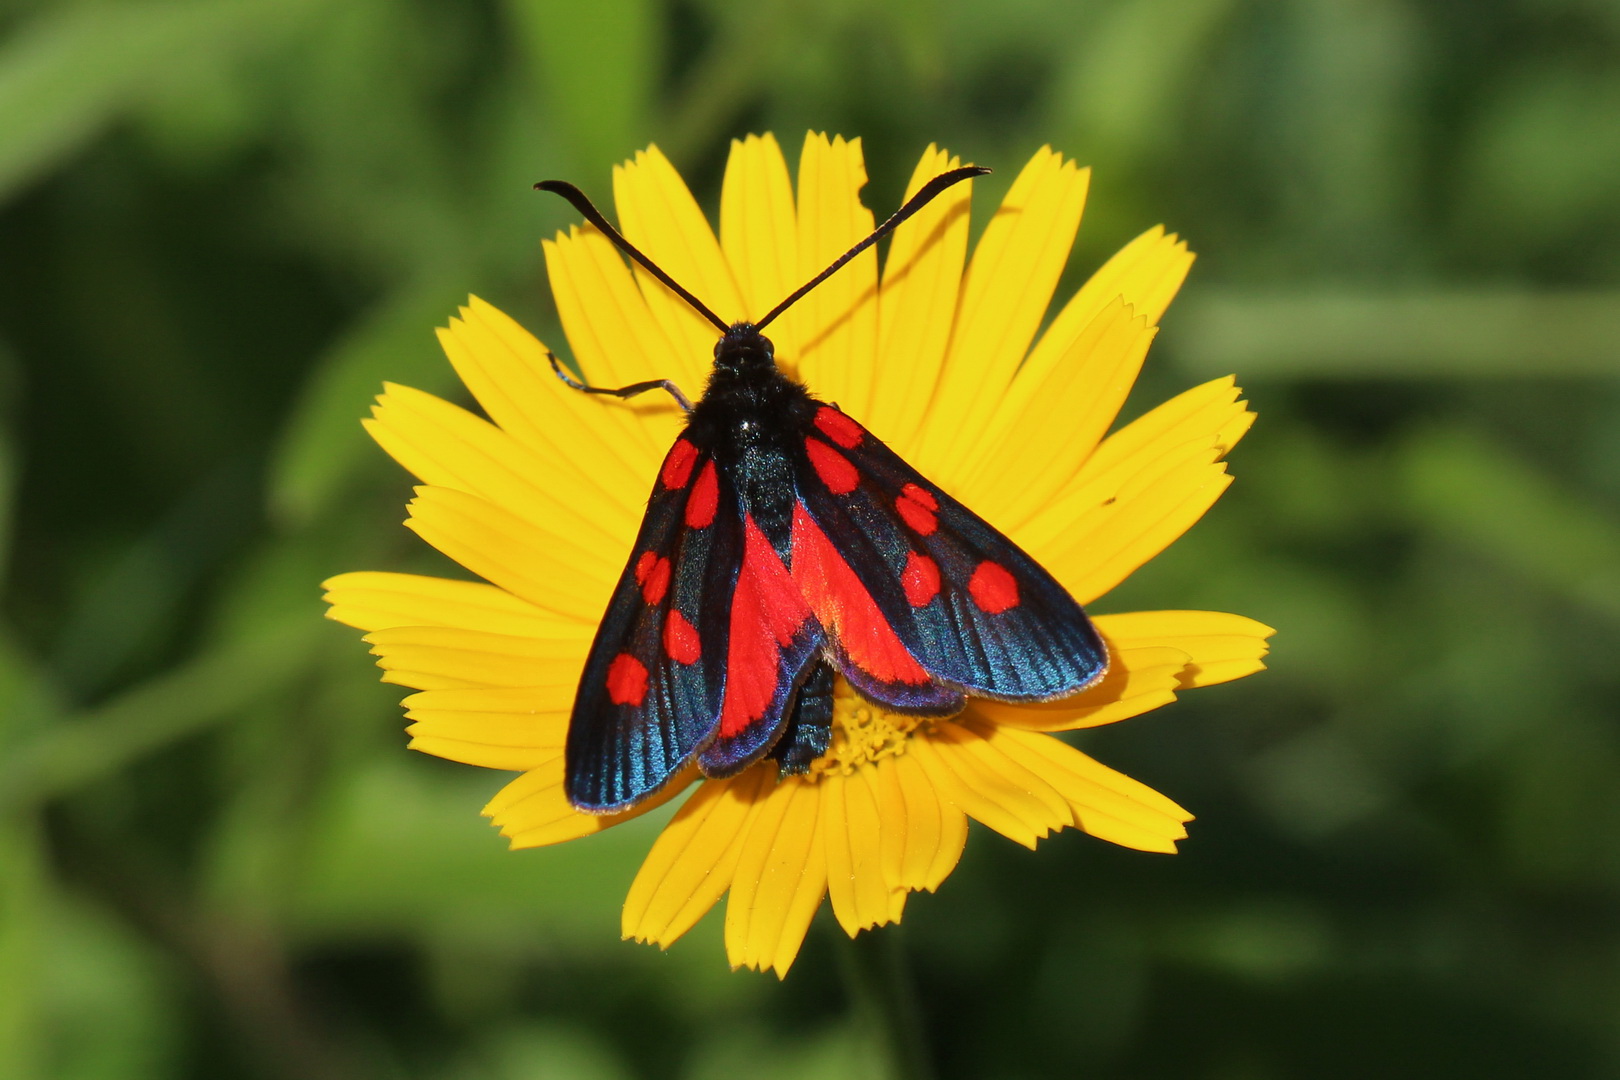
[803,677,954,779]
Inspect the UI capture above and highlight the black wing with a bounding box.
[564,438,742,812]
[789,404,1107,705]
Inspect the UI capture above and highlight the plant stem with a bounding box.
[835,925,936,1080]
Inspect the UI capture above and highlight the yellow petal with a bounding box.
[909,726,1052,849]
[440,302,657,531]
[321,571,591,637]
[483,757,681,849]
[724,775,825,974]
[365,382,629,559]
[872,753,910,890]
[622,769,770,948]
[542,225,691,451]
[882,750,958,891]
[971,644,1190,731]
[1026,225,1194,382]
[612,145,744,370]
[720,133,802,364]
[364,625,583,693]
[986,724,1192,853]
[925,721,1072,842]
[955,299,1157,526]
[793,132,879,417]
[1095,610,1275,687]
[1018,376,1254,604]
[404,485,616,621]
[821,769,890,936]
[399,686,571,771]
[914,148,1089,480]
[866,145,972,454]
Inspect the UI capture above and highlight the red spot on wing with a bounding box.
[661,439,699,489]
[639,555,671,605]
[686,461,719,527]
[968,561,1020,614]
[790,503,930,685]
[814,406,864,449]
[606,653,649,706]
[901,552,940,607]
[895,485,938,535]
[664,610,701,664]
[805,439,859,494]
[719,516,811,738]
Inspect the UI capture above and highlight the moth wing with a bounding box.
[565,441,740,812]
[792,405,1107,705]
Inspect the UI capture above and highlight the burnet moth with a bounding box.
[535,164,1108,813]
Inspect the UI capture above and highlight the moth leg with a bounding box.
[546,351,694,412]
[771,661,835,776]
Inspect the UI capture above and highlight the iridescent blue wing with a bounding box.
[789,404,1107,706]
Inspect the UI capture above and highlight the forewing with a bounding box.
[565,440,740,811]
[791,405,1107,703]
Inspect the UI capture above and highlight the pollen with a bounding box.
[803,678,952,780]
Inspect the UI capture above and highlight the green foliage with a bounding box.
[1,0,1617,1077]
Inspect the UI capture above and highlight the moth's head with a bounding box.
[714,322,776,373]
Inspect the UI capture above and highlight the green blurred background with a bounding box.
[2,0,1619,1076]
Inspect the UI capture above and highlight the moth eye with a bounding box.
[968,561,1020,613]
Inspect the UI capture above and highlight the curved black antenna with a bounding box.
[535,180,730,333]
[755,165,989,332]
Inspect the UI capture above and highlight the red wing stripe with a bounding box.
[789,502,930,685]
[719,515,811,738]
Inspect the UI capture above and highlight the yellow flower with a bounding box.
[322,132,1272,977]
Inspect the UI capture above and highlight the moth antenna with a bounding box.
[754,165,989,332]
[535,179,730,333]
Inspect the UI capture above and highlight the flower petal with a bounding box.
[980,724,1192,853]
[866,145,973,454]
[484,757,684,849]
[914,148,1089,480]
[925,721,1072,842]
[1020,377,1254,604]
[613,145,745,368]
[542,224,691,450]
[321,571,590,637]
[365,382,630,559]
[399,686,571,770]
[404,486,615,621]
[1096,610,1275,687]
[439,301,657,530]
[821,769,891,936]
[793,133,880,416]
[909,725,1059,849]
[724,775,826,975]
[720,133,802,363]
[623,768,771,948]
[1027,225,1194,382]
[363,625,583,693]
[954,298,1157,526]
[883,750,964,891]
[971,644,1189,731]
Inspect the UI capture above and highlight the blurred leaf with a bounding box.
[270,280,469,527]
[506,0,657,178]
[1176,290,1620,377]
[0,816,45,1080]
[0,616,320,810]
[1400,426,1620,620]
[0,0,317,204]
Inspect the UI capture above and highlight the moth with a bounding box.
[536,166,1108,813]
